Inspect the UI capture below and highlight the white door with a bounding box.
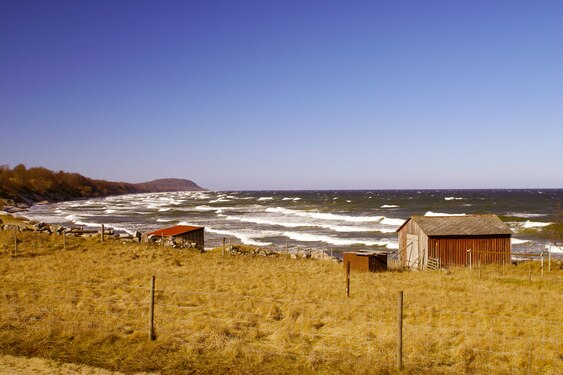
[406,234,419,269]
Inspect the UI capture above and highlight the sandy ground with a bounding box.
[0,355,155,375]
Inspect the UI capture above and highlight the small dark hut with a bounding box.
[146,225,204,250]
[396,214,512,269]
[343,251,390,273]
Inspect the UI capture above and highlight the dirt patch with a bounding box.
[0,355,154,375]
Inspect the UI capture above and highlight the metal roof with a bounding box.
[146,225,204,237]
[396,214,512,236]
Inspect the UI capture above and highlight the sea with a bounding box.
[19,189,562,255]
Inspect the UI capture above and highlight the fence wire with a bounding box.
[1,277,561,374]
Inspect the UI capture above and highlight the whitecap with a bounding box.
[282,231,398,249]
[546,244,563,254]
[257,197,274,201]
[521,221,552,229]
[507,212,547,219]
[380,217,406,227]
[511,238,530,245]
[381,205,399,208]
[266,207,383,223]
[208,198,231,203]
[225,215,306,228]
[425,211,466,217]
[205,227,273,246]
[445,197,464,201]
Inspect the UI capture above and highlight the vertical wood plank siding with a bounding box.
[398,220,428,267]
[178,229,205,250]
[428,236,511,267]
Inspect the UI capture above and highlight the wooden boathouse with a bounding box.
[396,214,512,269]
[146,225,205,250]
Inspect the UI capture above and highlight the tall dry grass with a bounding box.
[0,230,561,374]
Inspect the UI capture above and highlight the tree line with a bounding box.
[0,164,142,204]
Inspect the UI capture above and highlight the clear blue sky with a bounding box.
[1,1,562,190]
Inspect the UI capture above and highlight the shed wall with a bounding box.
[428,236,511,267]
[176,229,205,250]
[397,220,428,269]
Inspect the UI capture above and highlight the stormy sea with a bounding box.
[20,189,562,255]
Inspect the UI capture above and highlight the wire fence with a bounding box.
[1,276,561,374]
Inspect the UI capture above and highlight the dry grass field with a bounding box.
[0,228,561,374]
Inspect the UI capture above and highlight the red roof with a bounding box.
[146,225,204,237]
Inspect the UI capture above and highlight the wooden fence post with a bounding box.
[467,249,472,271]
[101,224,105,242]
[14,229,18,254]
[540,251,544,278]
[222,237,225,257]
[63,233,66,250]
[528,264,532,284]
[478,260,481,280]
[149,275,156,340]
[286,242,289,258]
[397,291,403,371]
[345,261,350,298]
[548,246,551,272]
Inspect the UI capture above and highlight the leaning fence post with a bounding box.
[149,275,156,340]
[345,261,351,298]
[397,291,403,371]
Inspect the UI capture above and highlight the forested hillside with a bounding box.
[0,164,204,204]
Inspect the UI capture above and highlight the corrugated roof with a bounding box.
[397,214,512,236]
[146,225,204,237]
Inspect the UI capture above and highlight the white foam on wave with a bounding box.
[381,205,399,208]
[225,215,305,228]
[511,238,530,245]
[208,198,231,203]
[158,208,171,212]
[546,244,563,254]
[206,227,273,247]
[258,197,274,201]
[506,212,546,218]
[282,231,398,249]
[225,215,394,234]
[157,219,175,223]
[425,211,466,217]
[380,218,406,226]
[104,209,116,214]
[195,205,222,211]
[521,221,552,229]
[282,197,302,201]
[266,207,384,223]
[445,197,464,201]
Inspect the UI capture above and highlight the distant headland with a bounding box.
[0,164,206,206]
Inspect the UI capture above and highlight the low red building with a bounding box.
[146,225,204,250]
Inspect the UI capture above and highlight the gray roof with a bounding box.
[399,214,512,236]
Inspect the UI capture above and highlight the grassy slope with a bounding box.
[0,230,561,374]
